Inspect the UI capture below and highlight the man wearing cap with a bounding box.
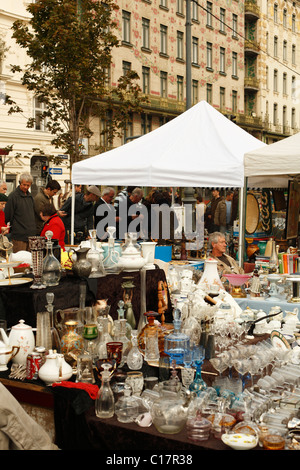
[59,185,101,244]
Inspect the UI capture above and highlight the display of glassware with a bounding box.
[42,231,61,287]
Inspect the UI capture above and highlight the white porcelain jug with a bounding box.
[8,319,35,365]
[38,350,73,385]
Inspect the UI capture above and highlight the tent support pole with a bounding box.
[71,184,75,245]
[185,0,192,110]
[238,177,247,267]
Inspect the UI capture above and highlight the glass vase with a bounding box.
[95,364,114,418]
[28,236,46,289]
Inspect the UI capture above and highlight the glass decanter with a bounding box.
[189,345,207,395]
[45,292,61,352]
[42,230,61,287]
[127,329,143,370]
[181,294,201,348]
[28,235,46,289]
[164,309,190,365]
[95,363,114,418]
[103,226,120,273]
[117,300,132,339]
[115,384,139,423]
[96,317,112,359]
[137,311,165,356]
[114,318,131,365]
[87,229,105,278]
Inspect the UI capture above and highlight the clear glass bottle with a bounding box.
[42,231,61,287]
[87,230,105,278]
[114,319,130,365]
[164,309,190,365]
[127,329,143,370]
[115,384,139,423]
[95,364,114,418]
[96,317,112,359]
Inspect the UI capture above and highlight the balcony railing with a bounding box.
[244,77,260,90]
[245,1,260,19]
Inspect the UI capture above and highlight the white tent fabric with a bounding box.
[245,132,300,188]
[72,101,265,188]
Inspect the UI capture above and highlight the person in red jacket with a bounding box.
[40,202,65,251]
[0,193,9,235]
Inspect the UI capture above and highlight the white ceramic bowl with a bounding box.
[221,433,258,450]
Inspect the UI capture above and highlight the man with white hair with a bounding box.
[5,173,36,252]
[0,180,7,194]
[209,231,244,280]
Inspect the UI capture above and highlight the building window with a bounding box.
[232,14,238,39]
[177,0,184,15]
[220,47,225,73]
[274,3,278,23]
[291,107,296,128]
[142,66,150,94]
[273,103,278,125]
[142,18,150,49]
[122,113,133,144]
[274,36,278,57]
[122,10,131,44]
[220,87,225,110]
[141,114,152,134]
[266,66,269,89]
[232,90,237,113]
[160,25,168,55]
[192,2,198,21]
[273,69,278,92]
[283,8,287,28]
[207,42,213,69]
[122,61,131,76]
[177,31,184,60]
[160,71,168,97]
[283,105,287,127]
[220,8,226,33]
[192,80,198,104]
[34,97,46,131]
[292,76,296,99]
[292,44,296,65]
[283,72,287,95]
[206,83,212,104]
[292,14,296,33]
[177,75,184,101]
[206,1,213,27]
[160,0,168,8]
[232,51,238,77]
[283,40,287,61]
[192,37,199,65]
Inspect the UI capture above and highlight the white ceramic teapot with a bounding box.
[8,319,35,365]
[118,244,148,272]
[0,328,19,371]
[38,350,73,385]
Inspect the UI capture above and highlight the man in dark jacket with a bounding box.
[59,185,101,244]
[5,173,36,252]
[34,180,61,234]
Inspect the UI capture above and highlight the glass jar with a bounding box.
[186,410,212,442]
[115,384,139,423]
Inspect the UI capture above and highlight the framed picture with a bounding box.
[285,180,300,239]
[272,190,286,211]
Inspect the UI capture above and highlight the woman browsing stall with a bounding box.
[40,202,65,251]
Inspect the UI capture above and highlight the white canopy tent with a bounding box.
[70,101,266,254]
[245,131,300,188]
[72,100,265,188]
